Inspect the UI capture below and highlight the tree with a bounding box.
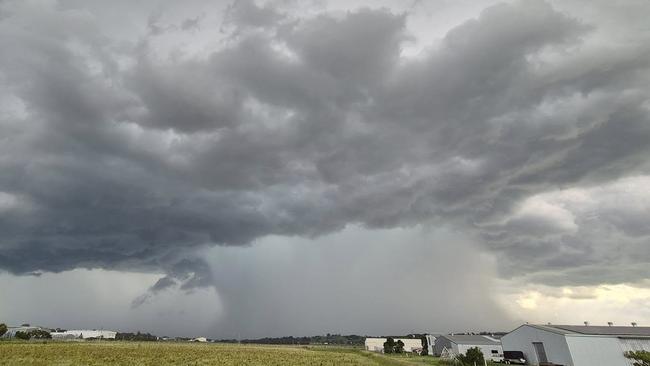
[394,340,405,354]
[383,337,395,354]
[28,329,52,339]
[456,347,484,366]
[420,335,429,356]
[626,351,650,366]
[14,331,30,340]
[0,323,7,337]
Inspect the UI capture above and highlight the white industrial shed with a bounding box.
[501,324,650,366]
[365,337,424,353]
[50,330,117,339]
[432,334,503,361]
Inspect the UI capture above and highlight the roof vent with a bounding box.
[632,322,638,327]
[584,321,589,326]
[608,322,613,327]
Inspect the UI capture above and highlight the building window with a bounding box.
[491,350,498,354]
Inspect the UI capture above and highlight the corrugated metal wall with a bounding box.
[502,326,650,366]
[619,337,650,352]
[565,336,629,366]
[501,325,574,366]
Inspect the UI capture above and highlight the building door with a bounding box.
[532,342,548,363]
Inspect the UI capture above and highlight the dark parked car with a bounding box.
[503,351,526,364]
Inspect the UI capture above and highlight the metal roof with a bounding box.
[522,324,576,335]
[546,324,650,336]
[442,334,501,345]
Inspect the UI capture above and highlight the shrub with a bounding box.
[0,323,7,337]
[394,340,405,354]
[28,329,52,339]
[383,337,395,354]
[14,331,30,340]
[626,351,650,366]
[457,347,485,366]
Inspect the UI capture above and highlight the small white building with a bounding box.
[365,337,424,353]
[501,323,650,366]
[50,330,117,339]
[432,334,503,362]
[192,337,208,342]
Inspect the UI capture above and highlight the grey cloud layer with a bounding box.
[0,0,649,289]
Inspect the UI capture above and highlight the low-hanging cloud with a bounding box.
[0,0,649,301]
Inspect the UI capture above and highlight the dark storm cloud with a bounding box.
[0,0,649,294]
[223,0,282,29]
[480,175,650,286]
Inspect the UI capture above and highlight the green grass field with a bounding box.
[0,341,450,366]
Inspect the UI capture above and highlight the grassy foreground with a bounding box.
[0,341,445,366]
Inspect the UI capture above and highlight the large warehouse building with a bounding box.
[501,324,650,366]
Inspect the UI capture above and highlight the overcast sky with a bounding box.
[1,0,649,338]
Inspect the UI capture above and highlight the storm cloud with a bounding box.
[1,0,649,323]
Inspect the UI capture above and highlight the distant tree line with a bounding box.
[215,334,366,345]
[115,332,158,341]
[2,324,367,345]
